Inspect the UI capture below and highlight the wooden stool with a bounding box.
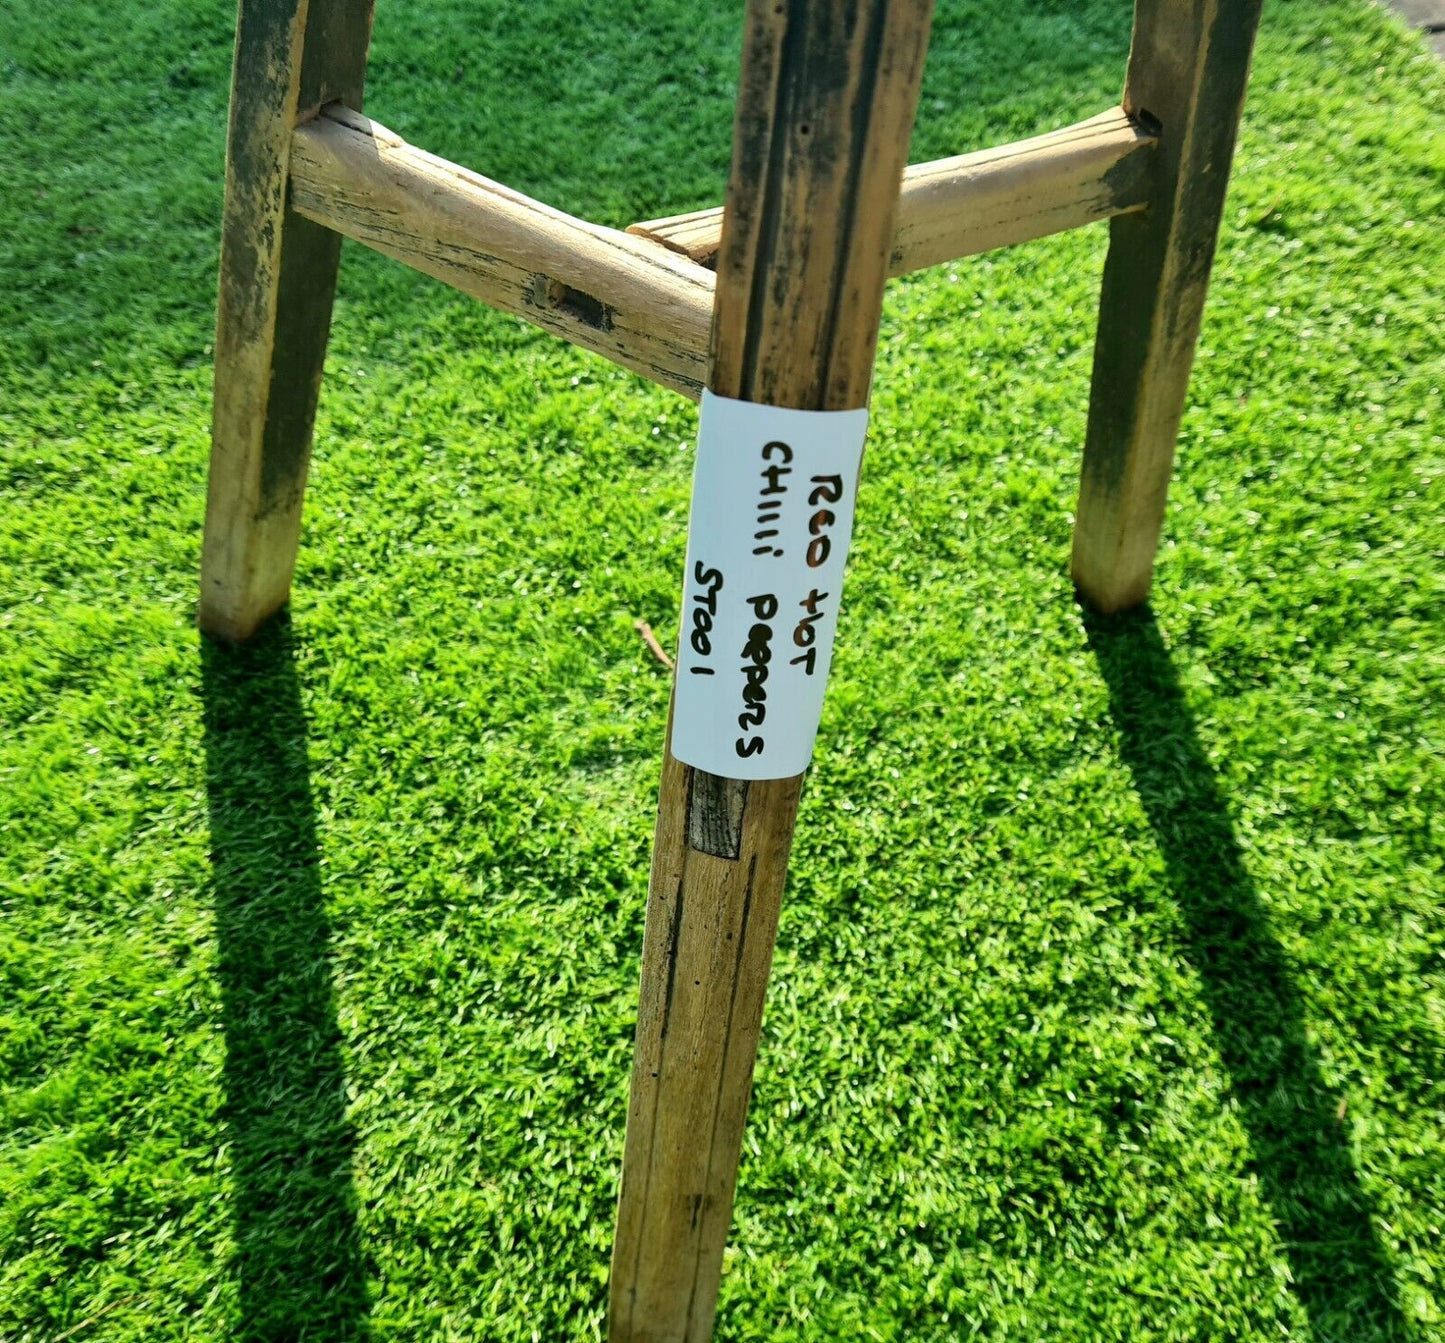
[200,1,1262,1337]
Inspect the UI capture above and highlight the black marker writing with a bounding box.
[735,592,777,758]
[688,561,723,675]
[753,441,793,556]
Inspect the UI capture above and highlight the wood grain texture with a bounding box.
[629,107,1157,275]
[201,0,375,642]
[608,2,934,1338]
[1072,0,1263,612]
[288,107,716,399]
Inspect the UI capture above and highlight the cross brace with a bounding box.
[290,104,1158,401]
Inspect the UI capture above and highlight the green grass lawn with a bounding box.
[2,0,1443,1339]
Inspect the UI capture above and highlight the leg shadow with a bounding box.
[1084,607,1410,1341]
[201,621,371,1341]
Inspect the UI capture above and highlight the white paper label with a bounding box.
[670,390,870,780]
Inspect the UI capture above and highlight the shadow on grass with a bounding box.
[201,621,371,1342]
[1084,607,1410,1341]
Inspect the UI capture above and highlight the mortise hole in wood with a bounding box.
[530,274,614,330]
[1131,107,1164,139]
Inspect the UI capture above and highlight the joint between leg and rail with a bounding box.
[629,106,1159,276]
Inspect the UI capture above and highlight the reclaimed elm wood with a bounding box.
[628,107,1158,276]
[1071,0,1264,612]
[606,2,934,1339]
[201,0,375,641]
[288,107,715,399]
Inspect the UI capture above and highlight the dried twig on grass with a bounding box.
[634,619,674,670]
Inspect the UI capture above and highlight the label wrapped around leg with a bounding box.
[670,391,870,781]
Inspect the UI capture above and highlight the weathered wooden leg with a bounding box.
[200,0,375,642]
[1071,0,1263,613]
[608,2,933,1339]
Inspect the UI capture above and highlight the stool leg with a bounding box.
[1072,0,1263,613]
[607,2,934,1339]
[200,0,375,642]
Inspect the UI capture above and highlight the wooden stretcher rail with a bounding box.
[629,107,1158,275]
[288,106,1156,401]
[288,106,716,398]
